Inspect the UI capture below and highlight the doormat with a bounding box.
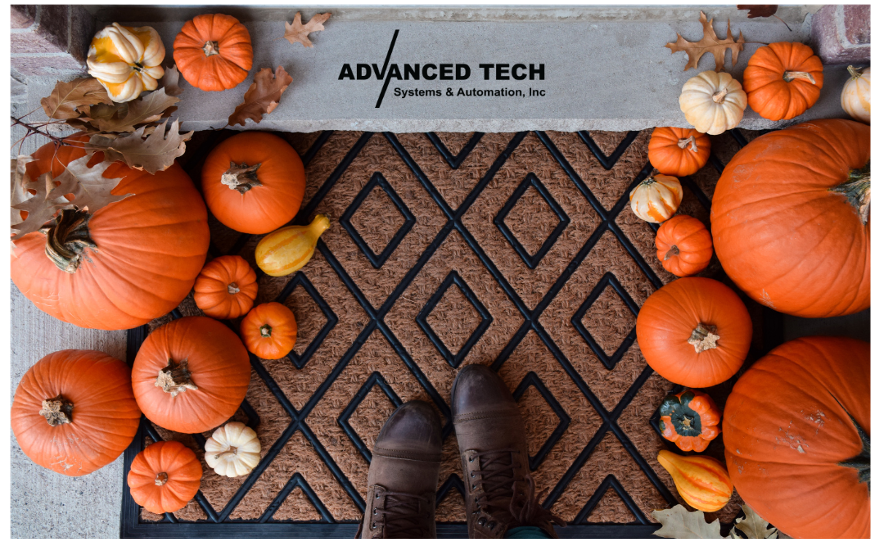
[126,128,779,535]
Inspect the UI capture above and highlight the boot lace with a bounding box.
[470,449,565,532]
[372,491,430,539]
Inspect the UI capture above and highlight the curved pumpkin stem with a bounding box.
[677,136,698,153]
[155,472,169,486]
[783,71,816,84]
[43,209,96,274]
[39,395,73,427]
[711,89,728,104]
[847,65,863,80]
[260,324,272,338]
[664,244,680,261]
[831,162,871,225]
[221,162,263,194]
[155,358,199,397]
[688,323,720,353]
[228,282,240,294]
[202,41,220,57]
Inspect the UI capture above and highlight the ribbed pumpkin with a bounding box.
[11,139,210,330]
[128,441,202,514]
[679,71,747,135]
[132,316,252,434]
[629,174,683,223]
[723,337,870,539]
[201,132,305,234]
[658,389,721,452]
[87,23,166,102]
[655,215,713,276]
[11,350,141,476]
[193,255,258,319]
[648,127,711,177]
[743,42,824,121]
[241,302,298,360]
[711,119,870,318]
[841,66,870,124]
[636,277,751,388]
[173,13,253,92]
[657,450,733,512]
[255,214,330,277]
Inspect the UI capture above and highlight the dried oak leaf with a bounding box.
[94,88,179,132]
[283,12,331,47]
[41,78,113,120]
[666,11,745,71]
[227,66,293,127]
[737,5,778,19]
[733,505,778,539]
[652,505,724,539]
[50,155,133,213]
[91,119,192,174]
[160,65,184,96]
[10,155,37,227]
[11,172,67,241]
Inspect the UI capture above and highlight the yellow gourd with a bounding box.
[87,23,166,103]
[255,214,330,277]
[629,174,683,223]
[657,450,733,512]
[841,65,870,124]
[679,71,747,135]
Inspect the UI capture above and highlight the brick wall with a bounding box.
[811,5,871,65]
[11,5,95,78]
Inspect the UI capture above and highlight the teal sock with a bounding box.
[503,526,551,539]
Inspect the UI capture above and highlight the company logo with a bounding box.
[338,30,546,108]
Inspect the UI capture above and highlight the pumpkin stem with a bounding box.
[260,324,272,338]
[830,162,871,225]
[677,136,698,153]
[847,65,863,80]
[221,162,263,194]
[39,395,73,427]
[155,472,169,486]
[711,89,728,104]
[829,390,871,491]
[42,209,96,274]
[228,282,240,295]
[155,358,199,397]
[202,40,220,57]
[783,71,817,84]
[664,244,680,261]
[687,323,720,353]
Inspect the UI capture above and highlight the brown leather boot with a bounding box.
[356,400,442,539]
[452,365,565,539]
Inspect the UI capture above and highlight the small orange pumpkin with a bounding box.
[201,132,306,234]
[193,255,258,319]
[173,13,253,92]
[636,277,752,388]
[658,389,721,452]
[655,215,713,277]
[128,440,202,514]
[657,450,733,512]
[648,127,711,177]
[240,302,298,360]
[743,42,824,121]
[132,316,252,433]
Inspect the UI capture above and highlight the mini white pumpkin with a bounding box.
[679,71,747,135]
[87,23,166,103]
[204,422,261,478]
[841,65,870,123]
[629,174,683,223]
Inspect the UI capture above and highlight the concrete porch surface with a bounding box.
[9,5,868,539]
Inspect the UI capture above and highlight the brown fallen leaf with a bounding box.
[49,155,133,213]
[11,155,37,228]
[92,119,192,174]
[41,78,113,120]
[11,172,67,241]
[93,88,179,132]
[653,505,724,539]
[160,65,184,96]
[283,12,331,47]
[737,5,778,18]
[733,505,778,539]
[227,66,293,127]
[665,11,745,71]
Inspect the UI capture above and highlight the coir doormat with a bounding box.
[127,128,778,535]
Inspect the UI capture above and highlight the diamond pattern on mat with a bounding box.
[514,374,570,469]
[497,174,570,269]
[278,274,338,369]
[580,284,635,357]
[272,484,323,522]
[339,373,402,461]
[423,283,483,359]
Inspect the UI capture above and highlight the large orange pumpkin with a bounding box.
[636,277,751,388]
[723,337,870,539]
[743,42,824,121]
[173,13,253,92]
[128,440,203,514]
[11,350,141,476]
[132,316,252,434]
[193,255,258,319]
[711,119,870,318]
[11,139,210,330]
[201,132,305,234]
[647,127,711,177]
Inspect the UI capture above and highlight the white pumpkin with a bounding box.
[679,71,747,135]
[204,422,261,478]
[841,66,870,123]
[87,23,165,103]
[629,174,683,223]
